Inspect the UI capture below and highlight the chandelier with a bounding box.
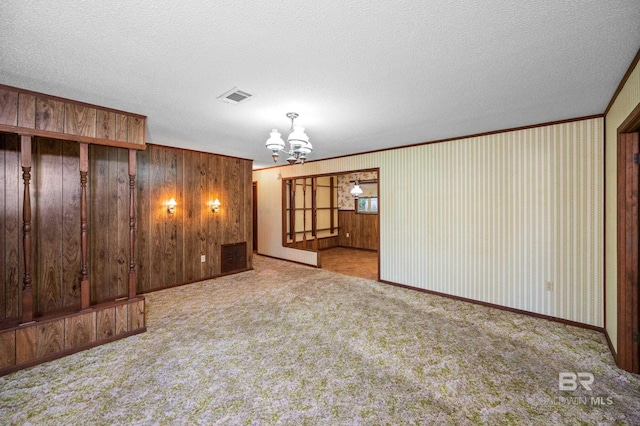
[350,179,363,199]
[265,112,313,165]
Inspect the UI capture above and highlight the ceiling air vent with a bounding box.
[217,87,253,104]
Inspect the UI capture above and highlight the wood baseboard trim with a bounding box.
[255,253,318,268]
[604,329,618,364]
[138,268,255,295]
[379,279,605,333]
[0,327,147,377]
[334,246,378,253]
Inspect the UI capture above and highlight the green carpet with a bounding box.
[1,255,639,425]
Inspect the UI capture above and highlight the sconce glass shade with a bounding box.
[350,183,363,198]
[167,197,177,213]
[212,198,221,212]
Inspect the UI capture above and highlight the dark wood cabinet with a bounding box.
[221,242,247,273]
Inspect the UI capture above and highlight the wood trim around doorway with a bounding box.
[252,181,258,252]
[616,103,640,374]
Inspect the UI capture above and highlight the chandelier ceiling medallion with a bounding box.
[265,112,313,165]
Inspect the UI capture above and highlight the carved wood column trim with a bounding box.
[289,182,296,243]
[302,179,307,246]
[79,143,90,310]
[20,135,33,323]
[128,149,137,299]
[312,178,318,251]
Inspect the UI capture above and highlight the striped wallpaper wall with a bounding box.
[605,59,640,351]
[253,117,604,327]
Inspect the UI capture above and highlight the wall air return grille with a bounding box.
[217,87,253,104]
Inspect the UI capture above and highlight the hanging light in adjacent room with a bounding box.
[350,179,363,199]
[265,112,313,165]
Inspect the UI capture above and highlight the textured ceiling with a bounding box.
[1,1,639,168]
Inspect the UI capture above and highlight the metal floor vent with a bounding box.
[217,87,253,104]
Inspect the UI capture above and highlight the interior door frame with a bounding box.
[252,181,258,253]
[616,101,640,373]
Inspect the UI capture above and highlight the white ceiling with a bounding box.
[1,1,639,169]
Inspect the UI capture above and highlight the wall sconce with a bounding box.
[211,198,221,213]
[167,198,177,214]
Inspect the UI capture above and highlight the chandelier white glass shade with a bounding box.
[350,181,363,198]
[266,112,313,165]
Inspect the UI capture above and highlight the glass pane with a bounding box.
[370,197,378,213]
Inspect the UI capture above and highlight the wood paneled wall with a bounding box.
[1,136,252,323]
[0,135,21,321]
[88,145,130,303]
[338,210,379,251]
[34,137,83,312]
[136,145,253,292]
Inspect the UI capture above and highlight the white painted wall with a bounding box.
[254,118,604,326]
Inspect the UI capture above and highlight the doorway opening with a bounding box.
[280,169,380,281]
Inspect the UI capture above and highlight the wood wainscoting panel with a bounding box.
[65,104,97,137]
[1,298,145,376]
[0,88,18,126]
[127,117,145,146]
[15,327,35,364]
[129,299,145,331]
[0,331,15,368]
[115,114,128,142]
[17,93,36,128]
[338,210,379,251]
[97,307,116,340]
[65,312,97,349]
[35,319,64,358]
[0,85,146,149]
[115,303,128,335]
[96,110,116,140]
[35,97,65,133]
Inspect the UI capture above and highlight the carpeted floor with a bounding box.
[1,255,639,425]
